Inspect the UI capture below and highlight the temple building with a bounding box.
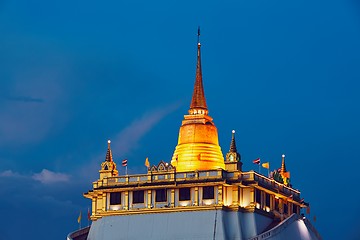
[67,32,321,240]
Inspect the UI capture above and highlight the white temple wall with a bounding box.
[87,210,273,240]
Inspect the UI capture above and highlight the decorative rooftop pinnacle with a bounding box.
[189,27,208,115]
[105,139,113,162]
[281,154,287,173]
[229,130,237,152]
[197,26,201,46]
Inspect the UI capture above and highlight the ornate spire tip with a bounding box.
[282,154,285,158]
[232,130,235,134]
[197,26,201,45]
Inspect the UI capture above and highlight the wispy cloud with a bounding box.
[79,102,181,179]
[6,96,45,103]
[32,169,70,184]
[112,102,181,155]
[0,168,83,240]
[0,169,71,184]
[0,170,21,177]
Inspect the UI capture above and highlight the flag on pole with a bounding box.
[253,158,260,164]
[145,157,150,168]
[87,208,91,221]
[122,159,128,167]
[306,205,311,214]
[77,210,82,223]
[262,162,269,169]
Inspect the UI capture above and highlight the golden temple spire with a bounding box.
[189,26,208,115]
[171,29,225,172]
[105,140,113,162]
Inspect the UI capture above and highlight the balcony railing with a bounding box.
[93,169,301,200]
[94,169,224,188]
[241,171,300,199]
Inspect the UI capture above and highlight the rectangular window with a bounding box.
[133,190,144,204]
[155,189,167,202]
[275,198,279,211]
[179,188,191,201]
[284,203,288,214]
[292,204,298,214]
[265,193,271,207]
[255,189,261,204]
[203,186,214,199]
[110,192,121,205]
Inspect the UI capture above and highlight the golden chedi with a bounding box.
[171,38,225,172]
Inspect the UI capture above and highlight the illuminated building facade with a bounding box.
[67,33,321,240]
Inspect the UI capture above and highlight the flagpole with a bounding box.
[126,165,128,175]
[78,210,82,230]
[258,163,261,174]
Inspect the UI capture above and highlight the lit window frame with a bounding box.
[110,192,121,205]
[132,190,145,204]
[179,188,191,201]
[202,186,215,200]
[155,189,167,203]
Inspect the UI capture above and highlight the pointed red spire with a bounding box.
[189,27,208,115]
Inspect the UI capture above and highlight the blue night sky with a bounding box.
[1,0,360,239]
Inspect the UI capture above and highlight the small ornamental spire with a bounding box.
[105,140,113,162]
[280,154,290,186]
[189,26,208,115]
[229,130,237,152]
[225,130,242,165]
[281,154,287,173]
[100,139,118,179]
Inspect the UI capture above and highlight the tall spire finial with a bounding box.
[105,139,113,162]
[197,26,201,45]
[189,26,208,115]
[229,130,237,152]
[225,129,242,168]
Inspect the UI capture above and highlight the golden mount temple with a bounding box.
[67,30,321,240]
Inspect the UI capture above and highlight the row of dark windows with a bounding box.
[109,187,215,205]
[255,189,273,206]
[256,189,299,214]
